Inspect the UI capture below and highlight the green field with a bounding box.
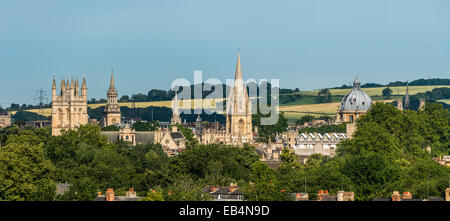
[297,85,448,96]
[438,99,450,105]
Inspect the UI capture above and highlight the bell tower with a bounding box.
[103,69,121,127]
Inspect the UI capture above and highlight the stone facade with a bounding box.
[51,77,88,136]
[103,71,121,127]
[281,133,346,158]
[0,111,11,129]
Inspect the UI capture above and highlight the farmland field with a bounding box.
[438,99,450,105]
[298,85,448,96]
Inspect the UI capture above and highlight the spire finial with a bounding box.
[52,76,56,89]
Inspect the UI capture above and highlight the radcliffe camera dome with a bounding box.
[339,76,372,112]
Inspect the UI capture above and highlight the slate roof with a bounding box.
[100,131,155,144]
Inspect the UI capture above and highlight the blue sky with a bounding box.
[0,0,449,106]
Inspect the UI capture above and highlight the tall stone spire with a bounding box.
[404,81,410,110]
[81,76,87,99]
[52,77,56,89]
[225,50,253,146]
[235,50,242,81]
[171,91,181,125]
[109,68,115,90]
[52,77,57,100]
[81,77,87,89]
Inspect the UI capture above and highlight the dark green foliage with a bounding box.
[168,144,260,186]
[315,89,332,103]
[0,133,56,201]
[382,87,393,98]
[252,112,288,142]
[133,121,159,131]
[298,123,347,134]
[102,125,120,131]
[13,111,48,122]
[0,101,448,201]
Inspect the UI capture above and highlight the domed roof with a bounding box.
[339,76,372,112]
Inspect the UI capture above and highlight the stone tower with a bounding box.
[51,76,88,136]
[170,92,181,125]
[226,51,253,145]
[103,70,121,127]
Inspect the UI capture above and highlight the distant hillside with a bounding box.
[330,78,449,89]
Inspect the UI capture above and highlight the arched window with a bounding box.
[238,119,245,135]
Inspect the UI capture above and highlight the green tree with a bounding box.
[245,162,288,201]
[102,125,120,131]
[315,89,332,103]
[252,112,288,142]
[0,142,56,201]
[382,87,393,98]
[140,189,165,201]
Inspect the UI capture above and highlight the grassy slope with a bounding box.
[298,85,449,96]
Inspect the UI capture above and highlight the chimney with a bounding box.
[338,191,355,201]
[209,186,219,193]
[402,192,412,200]
[126,188,136,197]
[317,190,328,201]
[295,193,309,201]
[106,188,115,201]
[228,183,238,193]
[337,191,344,201]
[392,191,401,201]
[445,188,450,201]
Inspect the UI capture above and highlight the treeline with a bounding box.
[88,106,227,124]
[0,125,260,201]
[114,82,276,103]
[0,102,448,201]
[393,87,450,110]
[332,78,450,89]
[246,102,450,201]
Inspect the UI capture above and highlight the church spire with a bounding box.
[235,49,242,81]
[109,68,115,90]
[404,81,410,110]
[173,91,179,116]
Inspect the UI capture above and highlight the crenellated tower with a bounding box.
[51,76,88,136]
